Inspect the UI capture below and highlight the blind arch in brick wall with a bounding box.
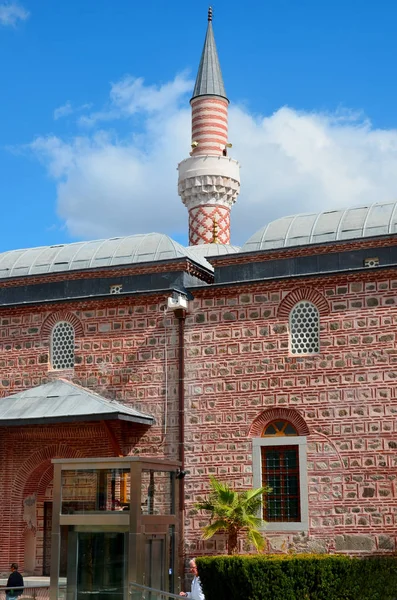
[41,311,83,338]
[249,408,310,437]
[11,444,84,569]
[15,443,84,499]
[277,287,329,318]
[37,464,55,500]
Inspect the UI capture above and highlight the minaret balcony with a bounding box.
[178,154,240,185]
[178,154,240,211]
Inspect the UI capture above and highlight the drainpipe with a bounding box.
[174,306,186,588]
[175,308,186,510]
[166,293,188,586]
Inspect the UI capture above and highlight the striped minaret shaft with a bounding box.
[190,95,228,157]
[178,7,240,245]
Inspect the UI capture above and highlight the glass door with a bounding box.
[76,531,127,600]
[144,535,165,597]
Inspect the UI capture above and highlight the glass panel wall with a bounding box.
[51,458,180,600]
[61,469,130,513]
[141,470,175,515]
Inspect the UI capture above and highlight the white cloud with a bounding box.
[0,2,29,27]
[54,101,92,121]
[30,73,397,245]
[54,102,73,120]
[79,73,192,128]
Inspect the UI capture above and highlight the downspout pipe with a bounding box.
[174,307,186,589]
[175,308,186,511]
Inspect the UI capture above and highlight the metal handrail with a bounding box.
[0,584,66,599]
[1,586,55,590]
[129,582,182,599]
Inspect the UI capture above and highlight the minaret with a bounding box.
[178,7,240,246]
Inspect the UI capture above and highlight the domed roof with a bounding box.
[242,201,397,252]
[0,233,211,280]
[186,243,240,258]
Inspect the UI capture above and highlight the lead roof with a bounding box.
[192,18,227,100]
[0,380,154,427]
[242,201,397,252]
[0,232,211,280]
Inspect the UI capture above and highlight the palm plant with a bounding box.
[195,476,271,555]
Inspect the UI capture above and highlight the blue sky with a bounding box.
[2,0,397,252]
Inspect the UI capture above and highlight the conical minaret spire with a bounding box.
[192,7,227,101]
[178,8,240,246]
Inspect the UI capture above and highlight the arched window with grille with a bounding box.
[51,321,75,370]
[289,301,319,355]
[261,420,300,523]
[252,415,308,532]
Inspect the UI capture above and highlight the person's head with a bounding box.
[189,559,198,577]
[10,564,18,572]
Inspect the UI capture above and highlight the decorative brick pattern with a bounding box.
[1,266,397,571]
[278,287,330,317]
[0,295,181,572]
[182,271,397,556]
[188,205,231,245]
[190,97,229,156]
[249,408,310,437]
[41,310,83,337]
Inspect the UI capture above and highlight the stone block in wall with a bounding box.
[335,534,375,552]
[378,535,395,550]
[267,536,288,553]
[306,539,328,554]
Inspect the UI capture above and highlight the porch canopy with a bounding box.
[0,379,154,426]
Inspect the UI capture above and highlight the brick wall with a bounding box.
[1,267,397,572]
[182,269,397,555]
[0,295,181,572]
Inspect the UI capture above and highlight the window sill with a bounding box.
[47,368,75,381]
[262,521,309,532]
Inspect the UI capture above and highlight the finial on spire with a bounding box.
[208,6,213,22]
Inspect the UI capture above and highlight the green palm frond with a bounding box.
[196,476,271,554]
[243,514,264,528]
[247,528,266,551]
[195,500,216,512]
[202,519,230,539]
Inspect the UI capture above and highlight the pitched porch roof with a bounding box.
[0,380,154,427]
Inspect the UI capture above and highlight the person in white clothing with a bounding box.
[179,558,205,600]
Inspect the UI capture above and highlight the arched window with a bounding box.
[252,416,308,530]
[289,301,319,355]
[263,420,298,436]
[51,322,75,370]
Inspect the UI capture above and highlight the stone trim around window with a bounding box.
[252,436,309,532]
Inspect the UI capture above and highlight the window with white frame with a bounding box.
[252,420,308,531]
[51,321,75,370]
[289,301,319,355]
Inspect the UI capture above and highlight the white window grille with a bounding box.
[110,284,123,294]
[289,301,319,355]
[364,257,379,268]
[51,321,75,370]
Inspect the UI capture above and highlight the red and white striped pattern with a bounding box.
[190,96,228,156]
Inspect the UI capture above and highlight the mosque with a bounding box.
[0,6,396,583]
